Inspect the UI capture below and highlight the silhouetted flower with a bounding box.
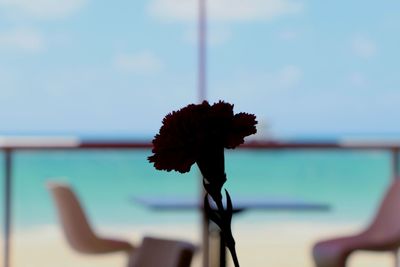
[148,100,256,267]
[148,100,257,174]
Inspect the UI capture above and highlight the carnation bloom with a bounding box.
[148,100,256,267]
[148,101,257,174]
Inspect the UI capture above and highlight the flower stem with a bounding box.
[229,245,240,267]
[213,196,240,267]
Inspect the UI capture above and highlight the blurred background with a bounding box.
[1,0,400,266]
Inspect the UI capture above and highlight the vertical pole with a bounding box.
[219,232,226,267]
[198,0,207,102]
[198,0,209,267]
[392,148,399,180]
[202,196,210,267]
[4,149,12,267]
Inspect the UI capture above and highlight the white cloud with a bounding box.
[0,0,87,20]
[149,0,304,22]
[211,65,303,103]
[276,65,302,88]
[352,35,377,59]
[113,52,163,74]
[349,72,367,87]
[184,26,232,46]
[278,29,300,41]
[0,66,17,99]
[0,28,45,53]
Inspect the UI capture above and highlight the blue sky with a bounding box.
[0,0,400,139]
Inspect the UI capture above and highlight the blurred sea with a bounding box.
[0,149,392,229]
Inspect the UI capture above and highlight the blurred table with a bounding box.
[133,195,330,267]
[133,196,330,213]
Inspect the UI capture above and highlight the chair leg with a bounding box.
[394,249,399,267]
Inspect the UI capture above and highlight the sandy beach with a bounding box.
[2,221,394,267]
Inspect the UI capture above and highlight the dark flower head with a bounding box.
[148,100,257,173]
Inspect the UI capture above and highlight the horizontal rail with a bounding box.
[241,141,400,150]
[1,140,400,150]
[2,137,400,267]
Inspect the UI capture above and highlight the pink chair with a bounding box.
[47,182,196,267]
[128,236,195,267]
[47,182,135,255]
[313,179,400,267]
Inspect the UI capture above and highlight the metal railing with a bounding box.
[2,137,400,267]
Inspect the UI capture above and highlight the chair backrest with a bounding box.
[128,237,196,267]
[365,179,400,245]
[47,182,101,253]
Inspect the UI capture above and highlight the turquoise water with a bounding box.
[0,149,392,229]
